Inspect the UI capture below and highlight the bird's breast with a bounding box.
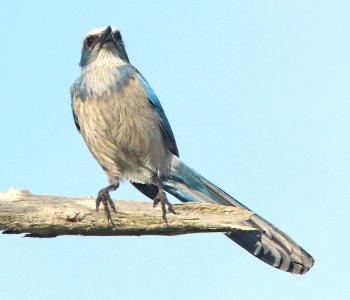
[72,74,170,182]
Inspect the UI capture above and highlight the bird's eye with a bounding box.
[85,36,96,48]
[114,31,122,41]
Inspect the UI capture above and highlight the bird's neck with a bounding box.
[77,56,131,100]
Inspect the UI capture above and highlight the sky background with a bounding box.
[0,1,349,299]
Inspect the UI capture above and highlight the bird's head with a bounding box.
[79,26,129,68]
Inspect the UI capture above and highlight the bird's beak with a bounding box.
[96,26,130,63]
[99,26,115,48]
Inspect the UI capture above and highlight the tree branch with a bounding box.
[0,188,254,237]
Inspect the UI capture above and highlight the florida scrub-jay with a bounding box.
[71,26,314,274]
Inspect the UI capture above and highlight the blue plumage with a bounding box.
[136,71,179,156]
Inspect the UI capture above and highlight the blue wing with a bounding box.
[136,70,179,157]
[132,69,179,198]
[71,85,81,133]
[72,109,81,132]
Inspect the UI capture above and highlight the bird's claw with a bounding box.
[153,190,176,223]
[96,188,116,225]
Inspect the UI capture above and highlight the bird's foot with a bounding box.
[96,186,117,225]
[153,189,176,223]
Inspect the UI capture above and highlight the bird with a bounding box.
[71,26,314,274]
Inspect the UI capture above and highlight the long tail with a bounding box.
[162,157,314,274]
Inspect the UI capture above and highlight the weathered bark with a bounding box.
[0,188,254,237]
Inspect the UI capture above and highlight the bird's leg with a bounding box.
[96,182,119,224]
[153,176,176,222]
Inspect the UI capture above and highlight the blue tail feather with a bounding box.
[162,157,314,274]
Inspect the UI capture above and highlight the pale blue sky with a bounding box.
[1,1,349,299]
